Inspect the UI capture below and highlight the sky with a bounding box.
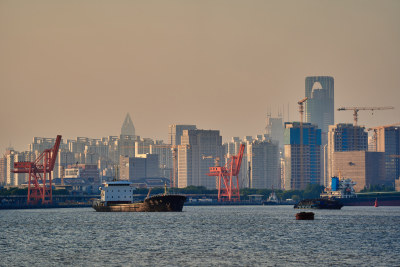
[1,0,400,152]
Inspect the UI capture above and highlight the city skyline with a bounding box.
[1,1,400,152]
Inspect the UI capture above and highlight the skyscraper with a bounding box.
[265,115,284,149]
[119,113,135,158]
[305,76,334,135]
[177,129,224,189]
[248,138,280,189]
[168,124,197,146]
[121,113,135,137]
[284,122,321,190]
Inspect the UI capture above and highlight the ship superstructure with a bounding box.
[100,181,135,205]
[321,176,357,199]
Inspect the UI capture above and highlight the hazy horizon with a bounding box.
[1,0,400,152]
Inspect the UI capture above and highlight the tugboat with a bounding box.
[92,181,186,212]
[262,191,279,205]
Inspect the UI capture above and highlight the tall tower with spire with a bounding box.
[121,113,135,137]
[119,113,136,158]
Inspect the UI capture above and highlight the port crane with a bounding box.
[367,123,400,151]
[13,135,61,205]
[337,106,394,126]
[207,144,245,202]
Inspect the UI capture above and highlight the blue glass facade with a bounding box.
[284,122,321,189]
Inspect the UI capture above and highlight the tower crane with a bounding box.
[207,144,245,202]
[12,135,61,205]
[367,123,400,152]
[337,106,394,126]
[298,97,308,190]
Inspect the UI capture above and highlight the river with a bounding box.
[1,205,399,266]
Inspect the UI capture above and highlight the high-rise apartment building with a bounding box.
[327,124,368,186]
[375,126,400,185]
[284,122,321,190]
[305,76,334,136]
[248,138,280,189]
[168,124,197,146]
[178,129,224,189]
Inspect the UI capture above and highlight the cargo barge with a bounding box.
[294,198,343,209]
[92,181,186,212]
[321,176,400,206]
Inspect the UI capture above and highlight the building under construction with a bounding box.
[284,122,321,190]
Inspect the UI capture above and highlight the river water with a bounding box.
[1,205,399,267]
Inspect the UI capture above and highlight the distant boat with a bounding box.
[262,191,279,205]
[374,198,379,207]
[296,212,314,220]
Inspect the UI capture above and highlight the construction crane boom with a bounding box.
[337,106,394,126]
[298,97,308,190]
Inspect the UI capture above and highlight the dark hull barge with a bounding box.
[294,198,343,210]
[92,194,187,212]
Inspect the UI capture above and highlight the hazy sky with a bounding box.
[1,0,400,152]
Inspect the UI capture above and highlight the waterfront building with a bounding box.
[305,76,334,138]
[55,150,75,179]
[332,151,385,192]
[284,122,321,190]
[168,124,197,146]
[248,137,280,189]
[64,164,100,184]
[327,123,368,186]
[178,129,224,189]
[0,156,6,185]
[375,126,400,186]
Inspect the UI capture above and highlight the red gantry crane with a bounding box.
[13,135,61,205]
[207,144,245,202]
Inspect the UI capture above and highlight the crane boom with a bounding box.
[337,106,394,126]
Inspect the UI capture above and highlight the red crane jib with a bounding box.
[207,143,245,202]
[12,135,62,205]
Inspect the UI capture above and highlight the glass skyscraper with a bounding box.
[305,76,334,135]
